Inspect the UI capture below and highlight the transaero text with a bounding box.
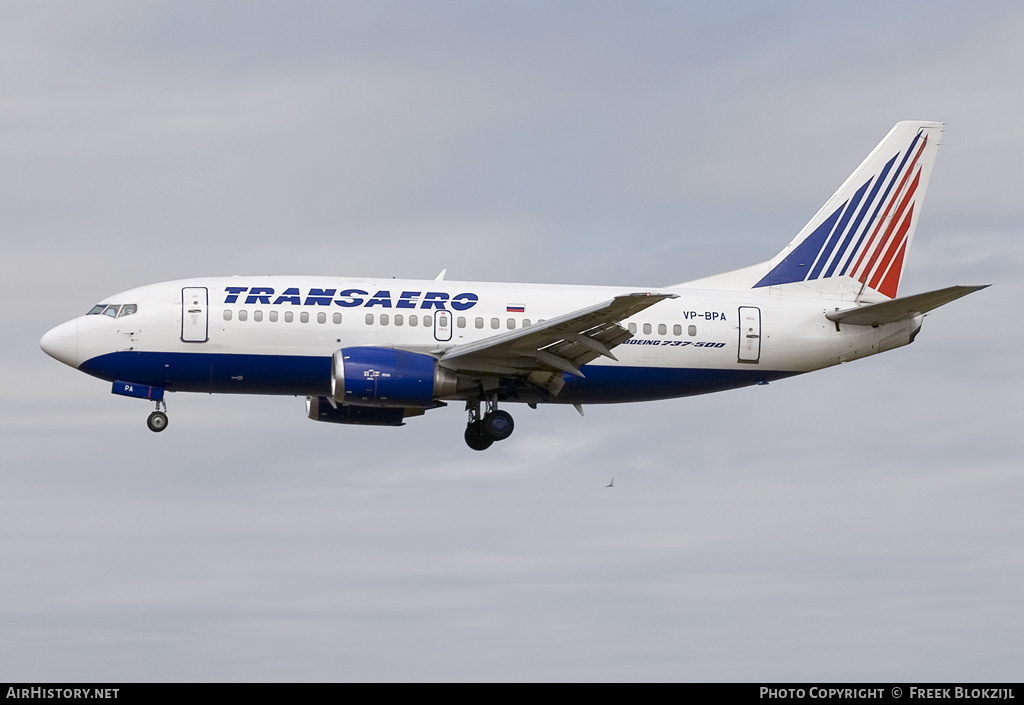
[223,287,479,311]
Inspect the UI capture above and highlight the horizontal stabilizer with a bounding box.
[826,285,988,326]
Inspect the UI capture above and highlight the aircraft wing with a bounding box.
[440,292,677,394]
[826,285,988,326]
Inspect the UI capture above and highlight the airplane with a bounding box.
[40,121,986,450]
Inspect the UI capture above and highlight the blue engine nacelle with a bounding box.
[306,396,418,426]
[331,347,458,408]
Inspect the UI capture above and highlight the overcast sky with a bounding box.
[2,1,1022,682]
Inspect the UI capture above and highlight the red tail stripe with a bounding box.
[851,134,928,280]
[874,203,915,297]
[877,235,908,298]
[864,169,920,289]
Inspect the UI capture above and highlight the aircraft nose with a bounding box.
[40,319,80,368]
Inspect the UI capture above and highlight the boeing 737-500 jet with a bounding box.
[40,121,986,450]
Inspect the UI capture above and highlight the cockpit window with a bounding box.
[87,303,138,317]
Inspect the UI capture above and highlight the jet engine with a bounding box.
[331,347,458,408]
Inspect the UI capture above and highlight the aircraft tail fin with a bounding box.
[676,121,944,301]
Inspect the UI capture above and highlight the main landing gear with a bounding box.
[147,400,169,433]
[464,398,515,451]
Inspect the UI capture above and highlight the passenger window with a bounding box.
[239,310,248,322]
[333,313,342,324]
[507,318,515,330]
[688,325,697,336]
[673,324,681,336]
[475,317,484,329]
[628,322,637,334]
[394,314,403,326]
[380,314,389,326]
[223,310,232,321]
[300,312,309,323]
[365,313,373,325]
[269,311,278,322]
[658,324,666,335]
[523,319,531,327]
[423,315,432,326]
[457,317,466,328]
[409,315,418,327]
[254,311,263,322]
[284,311,293,323]
[318,312,326,324]
[642,323,651,334]
[490,318,499,330]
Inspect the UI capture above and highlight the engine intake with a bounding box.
[331,347,457,408]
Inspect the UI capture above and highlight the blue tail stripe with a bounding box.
[753,205,846,288]
[824,152,898,278]
[808,178,871,280]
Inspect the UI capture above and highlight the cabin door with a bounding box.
[181,287,209,343]
[433,309,453,342]
[737,306,761,363]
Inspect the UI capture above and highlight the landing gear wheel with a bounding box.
[147,411,168,433]
[464,420,494,451]
[482,410,514,441]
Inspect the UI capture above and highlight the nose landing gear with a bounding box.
[147,400,168,433]
[464,398,515,451]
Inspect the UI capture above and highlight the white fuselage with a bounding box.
[41,275,921,405]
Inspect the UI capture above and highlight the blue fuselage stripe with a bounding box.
[78,351,798,404]
[80,352,331,396]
